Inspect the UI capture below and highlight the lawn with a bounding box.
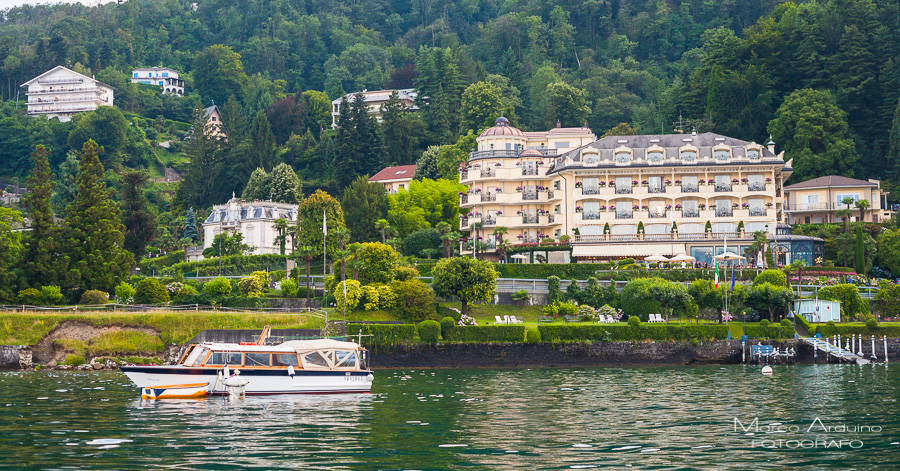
[0,311,324,346]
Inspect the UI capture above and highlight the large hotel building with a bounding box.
[459,118,816,265]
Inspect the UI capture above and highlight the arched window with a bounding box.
[747,149,760,160]
[648,151,664,163]
[680,151,697,162]
[714,150,730,161]
[615,152,631,163]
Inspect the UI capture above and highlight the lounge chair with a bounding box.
[504,315,513,324]
[514,316,525,324]
[495,315,506,325]
[607,315,616,323]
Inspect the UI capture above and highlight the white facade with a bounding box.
[131,67,185,95]
[202,197,298,256]
[331,88,417,128]
[21,66,114,122]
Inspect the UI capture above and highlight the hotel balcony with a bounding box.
[715,184,732,192]
[573,231,751,244]
[37,77,84,84]
[459,191,559,208]
[27,87,104,95]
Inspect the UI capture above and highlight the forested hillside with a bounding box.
[2,0,900,200]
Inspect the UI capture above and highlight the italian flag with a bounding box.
[714,262,719,289]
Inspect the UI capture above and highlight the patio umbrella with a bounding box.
[644,254,670,262]
[669,253,695,262]
[713,252,745,261]
[510,254,529,260]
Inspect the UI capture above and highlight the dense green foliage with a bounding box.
[817,284,867,320]
[743,323,795,339]
[431,257,498,315]
[134,278,170,305]
[443,325,525,342]
[347,323,416,347]
[417,320,441,343]
[753,270,787,287]
[537,324,729,342]
[389,279,435,322]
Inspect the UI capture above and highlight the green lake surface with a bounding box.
[1,364,899,470]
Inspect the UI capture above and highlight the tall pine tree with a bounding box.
[175,105,224,210]
[63,140,133,293]
[23,145,65,288]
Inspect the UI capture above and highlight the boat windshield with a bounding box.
[183,347,207,366]
[206,352,242,366]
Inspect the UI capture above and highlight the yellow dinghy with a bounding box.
[141,383,209,399]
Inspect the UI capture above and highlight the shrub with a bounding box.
[135,278,170,304]
[620,278,683,320]
[511,289,530,301]
[374,284,396,309]
[526,328,541,343]
[744,323,795,339]
[417,320,441,343]
[391,279,436,322]
[80,290,109,305]
[538,324,729,342]
[780,318,793,329]
[753,270,787,287]
[618,258,635,267]
[440,317,456,338]
[760,319,770,327]
[335,280,362,312]
[238,271,269,296]
[357,242,402,285]
[281,277,299,297]
[557,302,578,317]
[166,281,197,301]
[40,286,63,305]
[358,284,379,310]
[115,282,136,304]
[402,228,442,258]
[547,276,562,304]
[204,277,233,296]
[269,270,286,282]
[818,284,866,320]
[442,325,525,342]
[347,323,416,347]
[628,316,641,327]
[17,288,43,305]
[866,318,878,330]
[392,266,420,281]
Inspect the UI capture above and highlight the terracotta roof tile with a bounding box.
[783,176,877,190]
[369,165,417,182]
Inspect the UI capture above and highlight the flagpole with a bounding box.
[323,209,327,313]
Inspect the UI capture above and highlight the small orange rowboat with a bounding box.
[141,383,209,399]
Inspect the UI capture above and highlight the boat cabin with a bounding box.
[179,339,368,371]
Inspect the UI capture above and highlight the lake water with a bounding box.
[2,365,899,470]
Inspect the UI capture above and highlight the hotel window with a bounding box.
[555,142,570,149]
[584,152,598,165]
[714,150,730,161]
[583,177,599,194]
[648,151,664,163]
[748,174,764,191]
[648,176,664,193]
[747,149,760,160]
[681,151,697,162]
[162,72,169,77]
[681,175,699,192]
[749,198,765,216]
[554,204,561,214]
[554,181,560,190]
[615,152,631,163]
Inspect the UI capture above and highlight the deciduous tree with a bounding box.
[431,257,498,316]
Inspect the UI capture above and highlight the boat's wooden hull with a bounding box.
[141,383,209,399]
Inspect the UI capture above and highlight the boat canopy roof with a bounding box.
[279,339,364,352]
[200,343,296,353]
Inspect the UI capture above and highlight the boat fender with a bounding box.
[224,365,230,378]
[761,366,773,375]
[367,373,374,382]
[288,365,295,378]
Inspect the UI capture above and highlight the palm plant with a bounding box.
[789,259,806,295]
[420,248,441,259]
[436,222,452,258]
[332,227,351,281]
[855,199,870,223]
[346,243,364,281]
[375,219,390,244]
[492,226,508,245]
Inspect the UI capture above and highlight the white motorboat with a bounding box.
[122,336,373,395]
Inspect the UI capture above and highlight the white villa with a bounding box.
[331,88,417,128]
[202,196,298,256]
[131,67,185,95]
[21,66,114,122]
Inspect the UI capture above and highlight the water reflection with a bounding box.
[1,365,899,470]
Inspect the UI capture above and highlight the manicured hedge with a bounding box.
[443,325,525,342]
[492,264,762,282]
[795,315,813,334]
[537,324,729,342]
[139,251,186,272]
[743,324,795,339]
[811,323,900,338]
[348,323,416,346]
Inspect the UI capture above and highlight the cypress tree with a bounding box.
[63,140,133,292]
[23,145,65,288]
[184,208,200,244]
[855,224,865,274]
[333,96,356,189]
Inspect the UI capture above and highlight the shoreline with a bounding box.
[5,338,899,371]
